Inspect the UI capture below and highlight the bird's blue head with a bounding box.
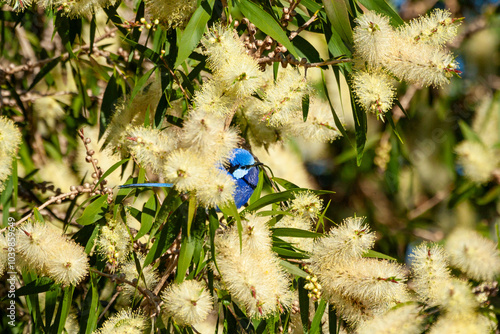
[220,148,261,208]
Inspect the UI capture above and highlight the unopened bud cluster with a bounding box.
[303,270,322,301]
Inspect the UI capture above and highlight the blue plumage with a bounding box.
[119,148,260,208]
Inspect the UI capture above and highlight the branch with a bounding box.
[91,268,162,316]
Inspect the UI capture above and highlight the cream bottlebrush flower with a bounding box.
[0,233,7,276]
[49,0,118,17]
[127,126,178,174]
[433,279,479,316]
[105,80,161,155]
[195,169,235,208]
[352,69,396,119]
[291,191,323,221]
[0,116,22,192]
[428,312,493,334]
[32,96,65,136]
[322,258,409,307]
[400,9,462,46]
[95,218,132,272]
[93,309,149,334]
[310,217,376,266]
[384,41,460,87]
[353,11,395,67]
[16,222,61,272]
[161,280,213,326]
[179,109,241,162]
[357,304,424,334]
[145,0,196,29]
[120,255,159,300]
[214,219,293,318]
[17,221,89,285]
[455,140,499,184]
[255,67,309,127]
[284,99,342,143]
[239,213,273,252]
[45,240,89,286]
[163,149,208,192]
[445,228,500,281]
[408,243,452,305]
[472,95,499,147]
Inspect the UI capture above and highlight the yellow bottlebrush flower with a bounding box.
[126,126,178,175]
[16,222,60,273]
[119,254,159,300]
[161,280,214,326]
[163,148,208,192]
[195,169,235,208]
[45,239,89,286]
[455,140,499,184]
[353,11,395,67]
[214,217,293,318]
[357,303,424,334]
[201,24,246,72]
[399,9,462,46]
[93,309,149,334]
[290,190,323,221]
[408,243,452,305]
[193,79,233,116]
[145,0,197,29]
[352,68,396,119]
[284,99,342,143]
[445,228,500,281]
[105,80,161,155]
[95,217,132,272]
[310,217,376,266]
[0,116,22,192]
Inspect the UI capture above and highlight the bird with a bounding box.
[120,148,261,209]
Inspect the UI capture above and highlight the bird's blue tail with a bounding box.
[119,183,173,188]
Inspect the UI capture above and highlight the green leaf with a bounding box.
[175,235,196,283]
[75,195,108,226]
[356,0,404,26]
[96,158,130,189]
[298,277,310,332]
[15,277,57,296]
[328,304,338,334]
[459,120,482,143]
[272,228,322,238]
[238,0,299,58]
[51,285,74,334]
[244,189,333,213]
[80,274,99,334]
[322,0,353,45]
[135,194,157,240]
[248,169,264,205]
[351,88,367,166]
[28,57,61,91]
[175,0,214,67]
[302,93,310,121]
[219,200,243,252]
[272,177,300,190]
[279,260,308,278]
[363,249,396,261]
[272,247,309,259]
[310,299,327,334]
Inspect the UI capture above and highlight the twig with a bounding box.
[408,189,450,220]
[1,28,118,76]
[97,291,121,323]
[91,268,162,316]
[0,189,90,233]
[289,11,319,40]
